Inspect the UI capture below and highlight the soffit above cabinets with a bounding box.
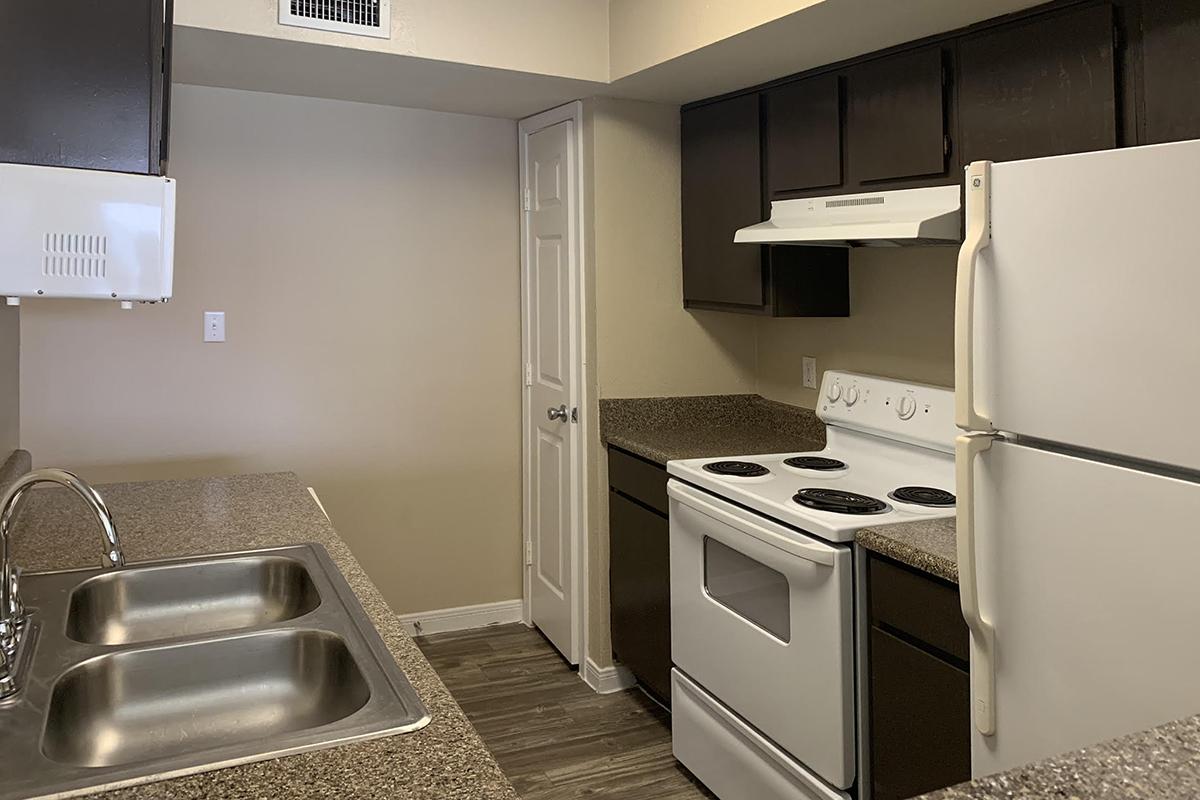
[172,0,1046,119]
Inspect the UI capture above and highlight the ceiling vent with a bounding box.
[279,0,391,39]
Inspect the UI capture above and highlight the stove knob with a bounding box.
[826,382,842,402]
[896,395,917,420]
[844,386,860,406]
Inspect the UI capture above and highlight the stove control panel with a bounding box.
[817,371,957,452]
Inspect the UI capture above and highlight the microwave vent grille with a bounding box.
[280,0,390,38]
[42,233,108,279]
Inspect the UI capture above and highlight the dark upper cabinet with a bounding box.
[1140,0,1200,144]
[846,46,948,184]
[766,74,842,197]
[958,2,1116,165]
[681,94,766,308]
[681,95,849,316]
[0,0,172,175]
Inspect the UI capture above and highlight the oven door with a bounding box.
[669,479,854,790]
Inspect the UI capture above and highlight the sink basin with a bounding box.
[0,545,430,800]
[66,555,320,644]
[44,629,370,768]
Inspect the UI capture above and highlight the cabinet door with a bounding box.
[958,3,1116,165]
[869,627,970,800]
[766,74,842,197]
[681,94,765,308]
[0,0,167,174]
[608,490,672,705]
[846,46,947,183]
[1141,0,1200,144]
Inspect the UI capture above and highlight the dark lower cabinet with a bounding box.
[0,0,172,174]
[870,628,970,800]
[608,491,671,705]
[1140,0,1200,144]
[868,554,971,800]
[608,448,672,705]
[958,2,1117,165]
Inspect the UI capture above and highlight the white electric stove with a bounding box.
[666,371,957,800]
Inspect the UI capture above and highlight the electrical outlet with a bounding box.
[204,311,226,343]
[802,357,817,389]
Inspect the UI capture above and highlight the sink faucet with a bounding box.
[0,469,124,698]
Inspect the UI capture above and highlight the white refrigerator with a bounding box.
[955,139,1200,778]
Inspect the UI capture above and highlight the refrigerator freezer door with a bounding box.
[969,440,1200,777]
[965,139,1200,470]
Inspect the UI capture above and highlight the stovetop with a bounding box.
[666,372,957,543]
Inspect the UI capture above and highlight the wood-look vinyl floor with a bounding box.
[415,624,715,800]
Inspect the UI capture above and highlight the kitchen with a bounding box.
[1,1,1199,799]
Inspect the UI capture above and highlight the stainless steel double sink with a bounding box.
[0,544,431,800]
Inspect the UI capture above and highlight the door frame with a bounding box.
[519,100,589,667]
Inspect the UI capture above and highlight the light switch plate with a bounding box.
[204,311,225,342]
[802,357,817,389]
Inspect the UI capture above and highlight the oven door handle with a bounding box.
[668,481,836,567]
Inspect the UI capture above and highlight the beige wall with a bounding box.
[756,247,957,408]
[589,97,757,399]
[19,84,522,615]
[0,305,17,455]
[177,0,611,82]
[608,0,823,79]
[583,96,757,666]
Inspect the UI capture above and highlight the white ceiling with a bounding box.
[174,0,1048,119]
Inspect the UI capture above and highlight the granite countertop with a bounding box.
[4,459,517,800]
[600,394,825,465]
[921,713,1200,799]
[856,517,958,583]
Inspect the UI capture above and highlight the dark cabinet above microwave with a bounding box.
[0,0,173,175]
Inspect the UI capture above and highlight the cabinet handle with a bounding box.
[957,432,998,736]
[956,161,995,432]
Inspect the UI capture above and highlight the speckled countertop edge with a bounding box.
[920,712,1200,799]
[600,394,826,465]
[856,517,958,583]
[7,471,517,800]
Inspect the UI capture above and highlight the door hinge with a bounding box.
[523,188,532,212]
[524,362,533,387]
[524,540,533,566]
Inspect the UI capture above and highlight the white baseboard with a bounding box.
[399,599,525,637]
[583,657,636,694]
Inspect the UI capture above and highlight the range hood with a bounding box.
[734,185,961,247]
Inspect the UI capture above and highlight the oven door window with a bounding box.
[703,536,791,642]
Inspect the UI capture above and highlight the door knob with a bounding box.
[547,405,570,422]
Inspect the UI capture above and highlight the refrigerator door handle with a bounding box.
[957,432,998,736]
[956,161,994,432]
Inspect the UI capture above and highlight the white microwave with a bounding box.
[0,163,175,308]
